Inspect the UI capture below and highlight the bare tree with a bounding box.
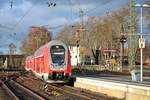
[82,7,129,64]
[55,7,129,65]
[55,24,79,45]
[20,26,52,55]
[128,0,138,71]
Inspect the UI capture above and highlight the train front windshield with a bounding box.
[50,45,65,65]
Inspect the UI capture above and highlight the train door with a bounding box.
[29,58,31,70]
[35,57,43,73]
[67,49,71,73]
[43,47,49,73]
[27,60,30,69]
[41,56,44,73]
[37,58,40,73]
[31,58,34,70]
[34,58,38,72]
[38,57,43,73]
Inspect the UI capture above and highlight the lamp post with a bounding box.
[135,4,150,82]
[120,34,127,69]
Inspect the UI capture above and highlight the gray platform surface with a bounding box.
[75,73,150,87]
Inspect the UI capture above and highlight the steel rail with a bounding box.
[0,80,19,100]
[6,80,45,100]
[48,84,92,100]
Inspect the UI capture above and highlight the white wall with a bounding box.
[69,46,80,66]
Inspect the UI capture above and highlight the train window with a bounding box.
[50,45,65,64]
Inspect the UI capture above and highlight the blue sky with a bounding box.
[0,0,130,53]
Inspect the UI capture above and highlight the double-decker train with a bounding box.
[25,40,71,83]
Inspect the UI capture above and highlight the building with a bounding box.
[0,54,24,69]
[69,46,80,66]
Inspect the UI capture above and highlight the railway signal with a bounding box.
[120,34,127,69]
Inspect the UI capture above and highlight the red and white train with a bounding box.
[25,40,71,83]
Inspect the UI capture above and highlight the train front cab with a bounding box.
[47,46,71,82]
[32,41,71,83]
[48,66,71,81]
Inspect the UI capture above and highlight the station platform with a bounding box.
[74,73,150,100]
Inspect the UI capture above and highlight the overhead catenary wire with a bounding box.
[126,33,150,36]
[14,1,106,33]
[45,1,73,30]
[11,0,39,34]
[43,24,66,29]
[0,24,14,30]
[7,0,38,53]
[69,0,73,22]
[12,6,34,33]
[72,0,106,31]
[76,0,104,17]
[44,0,101,31]
[84,4,104,16]
[0,44,10,47]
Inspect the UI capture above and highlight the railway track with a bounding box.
[16,76,95,100]
[0,80,18,100]
[46,84,92,100]
[16,74,119,100]
[2,80,46,100]
[46,84,109,100]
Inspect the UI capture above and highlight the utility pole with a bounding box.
[79,8,84,65]
[79,9,84,29]
[10,0,13,8]
[79,8,84,45]
[9,43,16,68]
[128,0,137,71]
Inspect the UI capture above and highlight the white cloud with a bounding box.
[0,0,129,53]
[72,15,89,23]
[48,17,69,26]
